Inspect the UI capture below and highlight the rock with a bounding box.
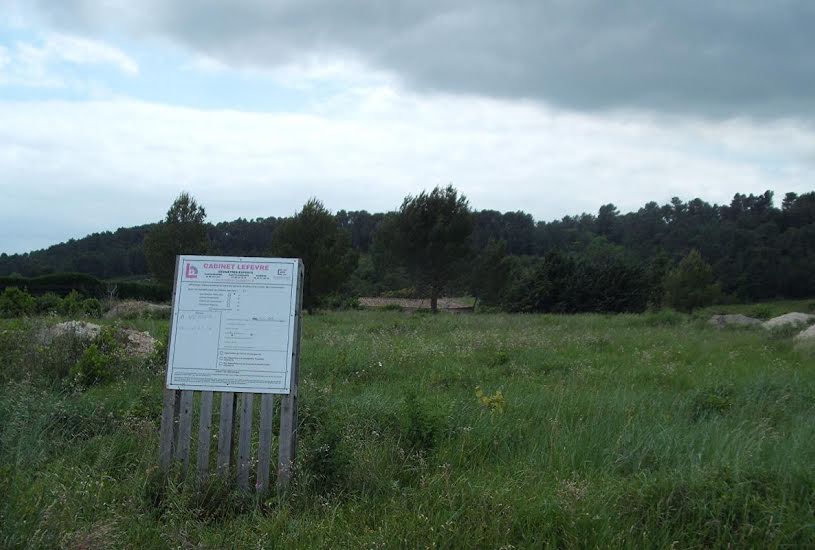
[40,320,101,343]
[104,300,171,319]
[795,324,815,342]
[762,312,815,330]
[708,314,762,328]
[122,328,157,356]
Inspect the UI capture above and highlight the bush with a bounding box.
[664,250,720,313]
[59,290,85,316]
[36,292,62,315]
[0,287,36,317]
[69,327,123,387]
[502,251,649,313]
[81,298,102,317]
[399,392,439,454]
[746,304,773,320]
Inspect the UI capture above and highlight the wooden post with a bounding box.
[237,393,254,490]
[257,393,275,493]
[196,391,214,481]
[277,260,304,492]
[159,256,182,472]
[158,388,177,472]
[217,392,235,475]
[175,390,194,471]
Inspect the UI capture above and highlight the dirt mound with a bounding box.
[762,312,815,330]
[123,329,157,356]
[40,320,101,343]
[39,321,156,357]
[708,314,762,328]
[104,300,170,319]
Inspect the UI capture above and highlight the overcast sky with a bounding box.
[1,0,813,254]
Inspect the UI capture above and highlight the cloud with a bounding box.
[1,87,813,253]
[15,0,815,118]
[0,31,138,88]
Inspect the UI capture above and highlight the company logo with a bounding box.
[277,268,288,276]
[185,263,199,279]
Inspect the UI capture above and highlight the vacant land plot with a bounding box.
[1,311,813,548]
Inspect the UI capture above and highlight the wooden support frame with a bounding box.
[158,258,303,494]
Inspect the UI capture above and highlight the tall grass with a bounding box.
[1,311,813,548]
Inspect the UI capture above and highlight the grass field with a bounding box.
[1,309,814,548]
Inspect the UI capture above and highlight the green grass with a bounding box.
[696,297,815,320]
[1,311,814,548]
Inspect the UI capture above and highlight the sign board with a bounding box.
[166,255,300,394]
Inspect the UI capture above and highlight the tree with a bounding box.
[664,249,720,312]
[143,192,208,289]
[270,199,357,313]
[470,239,513,308]
[389,185,473,312]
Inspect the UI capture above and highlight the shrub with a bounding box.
[59,290,85,316]
[0,287,35,317]
[400,392,439,453]
[690,385,733,421]
[36,292,62,314]
[69,327,123,387]
[81,298,102,317]
[746,304,773,320]
[297,394,351,493]
[664,250,720,313]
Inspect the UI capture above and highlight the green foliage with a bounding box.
[68,327,122,387]
[690,385,734,420]
[271,198,358,312]
[0,273,104,297]
[471,239,513,307]
[35,292,62,314]
[299,395,351,493]
[59,289,84,315]
[0,287,35,317]
[400,392,440,453]
[502,250,649,313]
[143,191,208,289]
[387,185,473,311]
[664,249,721,312]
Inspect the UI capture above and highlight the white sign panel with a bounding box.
[166,255,300,394]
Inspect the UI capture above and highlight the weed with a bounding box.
[400,392,439,454]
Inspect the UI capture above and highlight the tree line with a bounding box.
[1,188,813,312]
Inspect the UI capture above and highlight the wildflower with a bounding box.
[475,386,506,413]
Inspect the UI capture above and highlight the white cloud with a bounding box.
[45,33,139,75]
[0,31,138,88]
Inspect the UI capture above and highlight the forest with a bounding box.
[1,189,814,313]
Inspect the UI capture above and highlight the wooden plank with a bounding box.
[278,260,304,492]
[237,393,254,491]
[216,392,235,475]
[158,388,178,472]
[159,256,181,473]
[257,393,275,493]
[174,390,194,472]
[196,391,214,482]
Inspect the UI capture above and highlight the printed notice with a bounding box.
[165,255,300,394]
